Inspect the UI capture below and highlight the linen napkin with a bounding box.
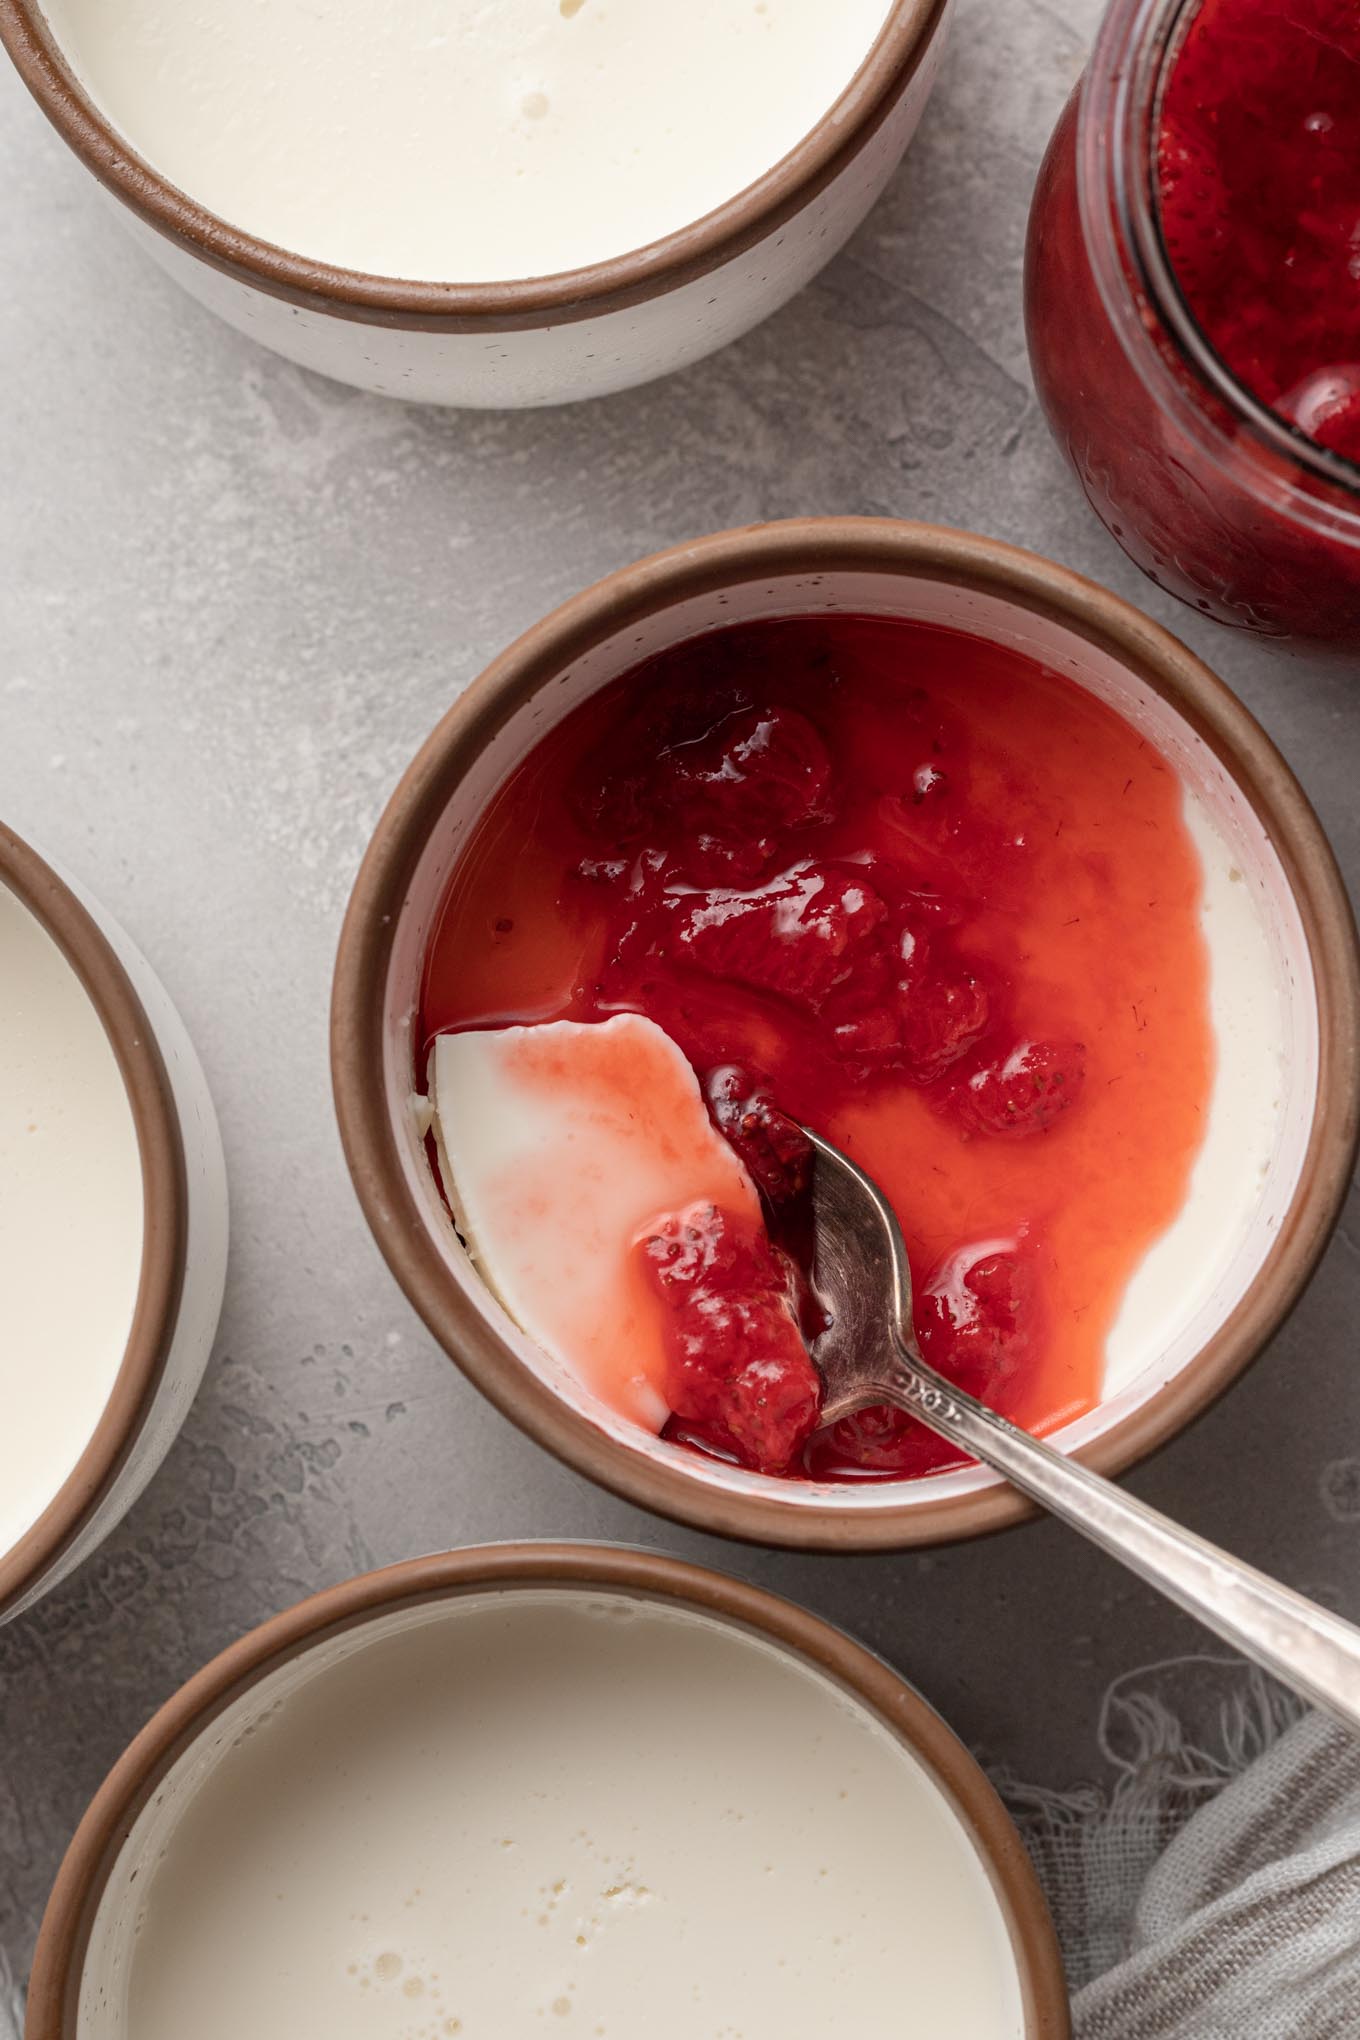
[1010,1656,1360,2037]
[0,1954,17,2040]
[1071,1708,1360,2036]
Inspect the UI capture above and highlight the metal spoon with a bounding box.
[805,1126,1360,1732]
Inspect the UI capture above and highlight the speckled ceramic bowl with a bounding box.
[0,0,948,407]
[0,825,228,1623]
[25,1544,1069,2038]
[332,519,1360,1550]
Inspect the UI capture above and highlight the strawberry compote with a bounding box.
[1025,0,1360,649]
[1159,0,1360,461]
[421,617,1215,1482]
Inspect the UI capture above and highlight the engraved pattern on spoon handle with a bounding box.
[881,1346,1360,1733]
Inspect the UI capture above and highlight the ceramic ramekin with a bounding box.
[0,0,948,408]
[25,1542,1069,2037]
[0,825,228,1623]
[331,518,1360,1551]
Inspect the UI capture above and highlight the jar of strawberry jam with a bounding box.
[1025,0,1360,654]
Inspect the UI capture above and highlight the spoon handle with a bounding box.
[883,1348,1360,1732]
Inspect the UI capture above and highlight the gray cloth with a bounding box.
[0,1954,17,2040]
[1071,1711,1360,2037]
[1008,1657,1360,2037]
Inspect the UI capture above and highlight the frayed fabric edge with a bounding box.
[994,1655,1304,1991]
[0,1946,21,2040]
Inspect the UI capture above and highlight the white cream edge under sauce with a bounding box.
[111,1592,1026,2039]
[0,882,143,1561]
[1104,792,1286,1392]
[39,0,895,284]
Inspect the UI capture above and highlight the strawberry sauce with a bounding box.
[421,618,1215,1481]
[1158,0,1360,461]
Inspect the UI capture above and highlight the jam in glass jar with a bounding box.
[1025,0,1360,655]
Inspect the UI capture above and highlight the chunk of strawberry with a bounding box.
[830,1004,911,1063]
[640,1204,821,1475]
[819,1405,916,1474]
[1158,117,1232,300]
[897,971,991,1083]
[679,832,781,888]
[572,702,834,859]
[810,1403,966,1480]
[1283,0,1360,61]
[826,921,990,1083]
[916,1241,1038,1403]
[703,1064,812,1204]
[827,921,921,1062]
[667,704,835,836]
[670,866,888,1012]
[804,1238,1042,1479]
[952,1039,1086,1136]
[1278,363,1360,464]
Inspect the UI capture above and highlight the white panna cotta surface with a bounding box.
[0,882,143,1560]
[120,1592,1025,2038]
[429,1013,758,1429]
[41,0,896,284]
[429,787,1288,1432]
[1103,796,1286,1391]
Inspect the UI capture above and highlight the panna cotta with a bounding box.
[114,1591,1026,2038]
[0,879,143,1561]
[430,1015,766,1431]
[421,613,1287,1481]
[41,0,896,284]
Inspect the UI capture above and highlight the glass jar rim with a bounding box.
[1077,0,1360,520]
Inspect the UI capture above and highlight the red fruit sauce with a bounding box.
[420,617,1215,1481]
[1158,0,1360,462]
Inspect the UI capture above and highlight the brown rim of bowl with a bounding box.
[0,0,948,333]
[331,517,1360,1553]
[0,826,187,1620]
[24,1542,1070,2038]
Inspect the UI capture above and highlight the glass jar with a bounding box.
[1025,0,1360,655]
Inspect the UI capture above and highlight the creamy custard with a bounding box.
[429,1014,761,1430]
[1104,795,1286,1391]
[42,0,895,284]
[118,1592,1025,2038]
[0,882,143,1561]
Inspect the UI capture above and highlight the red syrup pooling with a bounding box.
[420,617,1215,1482]
[1159,0,1360,461]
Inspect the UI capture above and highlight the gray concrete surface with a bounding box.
[2,0,1358,1988]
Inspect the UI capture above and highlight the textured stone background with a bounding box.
[2,0,1358,1990]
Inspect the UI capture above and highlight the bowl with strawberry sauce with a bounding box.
[332,520,1360,1549]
